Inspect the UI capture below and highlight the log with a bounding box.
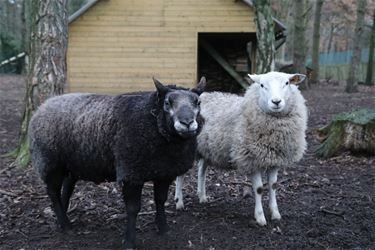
[315,109,375,158]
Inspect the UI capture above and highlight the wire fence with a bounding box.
[311,48,374,81]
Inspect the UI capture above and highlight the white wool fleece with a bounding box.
[197,83,308,175]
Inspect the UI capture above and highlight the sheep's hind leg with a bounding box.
[154,179,173,234]
[268,168,281,220]
[122,182,143,250]
[45,170,71,230]
[197,159,208,203]
[251,171,267,226]
[61,176,77,213]
[174,175,185,210]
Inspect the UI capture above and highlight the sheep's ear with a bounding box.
[247,74,261,84]
[153,77,169,97]
[289,74,306,85]
[192,76,206,95]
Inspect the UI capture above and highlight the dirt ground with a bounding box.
[0,74,374,250]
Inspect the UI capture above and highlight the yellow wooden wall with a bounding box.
[67,0,255,93]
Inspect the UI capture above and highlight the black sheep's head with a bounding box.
[153,77,206,138]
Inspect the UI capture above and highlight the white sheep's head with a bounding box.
[248,72,306,115]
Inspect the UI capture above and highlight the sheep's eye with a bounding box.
[285,81,289,85]
[164,99,170,106]
[260,84,264,88]
[193,96,200,105]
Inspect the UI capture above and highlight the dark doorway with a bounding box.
[197,32,256,94]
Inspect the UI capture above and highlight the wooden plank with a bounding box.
[71,19,253,27]
[200,39,248,89]
[69,56,195,63]
[69,36,195,43]
[83,10,251,17]
[69,25,254,33]
[68,47,195,54]
[79,15,252,22]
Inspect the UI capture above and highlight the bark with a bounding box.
[365,9,375,86]
[310,0,324,84]
[13,0,68,167]
[346,0,366,93]
[292,0,309,89]
[253,0,275,74]
[315,109,375,158]
[326,23,335,53]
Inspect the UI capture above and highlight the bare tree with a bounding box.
[13,0,68,166]
[310,0,324,84]
[365,8,375,86]
[253,0,275,73]
[293,0,309,89]
[346,0,366,93]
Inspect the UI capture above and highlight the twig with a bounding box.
[320,207,344,217]
[0,189,18,197]
[68,203,78,214]
[15,229,28,239]
[138,211,155,216]
[138,210,174,216]
[0,162,16,175]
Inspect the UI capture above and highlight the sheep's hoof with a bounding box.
[175,199,185,210]
[157,225,169,235]
[255,215,267,226]
[198,194,208,203]
[57,219,72,232]
[271,212,281,220]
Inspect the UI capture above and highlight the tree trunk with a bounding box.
[253,0,275,74]
[315,109,375,158]
[346,0,366,93]
[365,9,375,86]
[13,0,68,167]
[293,0,309,89]
[326,23,334,53]
[310,0,324,84]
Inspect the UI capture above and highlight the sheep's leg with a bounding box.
[154,179,173,234]
[197,159,208,203]
[251,172,267,226]
[45,171,71,230]
[268,168,281,220]
[122,182,143,250]
[61,176,77,213]
[174,175,185,210]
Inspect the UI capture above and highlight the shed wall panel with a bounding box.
[68,0,254,93]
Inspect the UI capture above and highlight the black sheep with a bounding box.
[28,77,206,249]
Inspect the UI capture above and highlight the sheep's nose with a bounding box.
[272,99,281,106]
[180,119,194,127]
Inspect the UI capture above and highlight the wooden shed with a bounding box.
[67,0,285,94]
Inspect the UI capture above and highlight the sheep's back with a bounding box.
[197,92,243,169]
[29,93,118,182]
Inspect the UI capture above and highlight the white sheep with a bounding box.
[174,71,308,226]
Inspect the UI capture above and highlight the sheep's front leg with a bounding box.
[174,175,185,210]
[122,182,143,250]
[154,179,173,234]
[268,168,281,220]
[251,171,267,226]
[197,159,208,203]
